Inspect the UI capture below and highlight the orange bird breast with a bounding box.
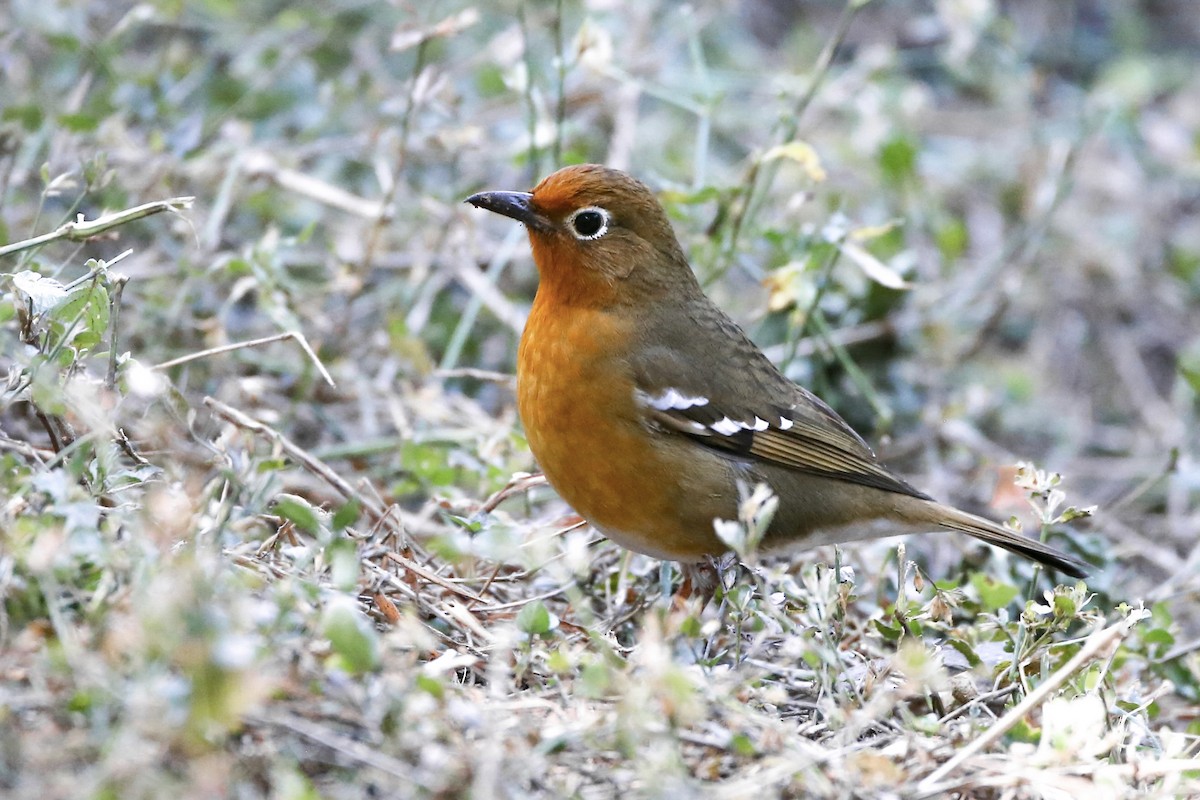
[517,293,736,560]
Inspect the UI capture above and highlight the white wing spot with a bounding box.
[644,387,710,411]
[751,416,769,431]
[710,417,742,436]
[778,417,794,430]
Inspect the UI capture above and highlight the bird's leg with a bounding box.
[673,554,732,610]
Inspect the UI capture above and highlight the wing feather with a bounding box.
[638,389,929,500]
[630,301,929,501]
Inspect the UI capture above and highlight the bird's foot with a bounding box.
[673,554,734,611]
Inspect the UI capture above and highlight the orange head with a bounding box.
[466,164,700,308]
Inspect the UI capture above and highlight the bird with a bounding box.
[465,164,1088,588]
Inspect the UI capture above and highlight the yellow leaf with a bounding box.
[849,220,900,242]
[762,260,813,312]
[762,141,827,182]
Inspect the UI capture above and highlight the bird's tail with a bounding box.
[923,501,1089,579]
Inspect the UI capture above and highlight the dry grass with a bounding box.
[2,1,1199,797]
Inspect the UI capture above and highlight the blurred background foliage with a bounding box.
[1,0,1199,796]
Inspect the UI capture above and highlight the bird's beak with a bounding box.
[465,190,554,234]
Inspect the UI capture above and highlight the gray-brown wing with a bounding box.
[630,301,929,500]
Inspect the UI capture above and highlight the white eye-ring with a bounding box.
[566,206,610,240]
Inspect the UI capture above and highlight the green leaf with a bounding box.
[1179,356,1200,394]
[1143,627,1175,654]
[935,216,969,261]
[1151,600,1174,629]
[516,600,555,636]
[1008,717,1040,744]
[58,112,100,133]
[274,494,321,534]
[416,673,444,699]
[1057,505,1095,523]
[52,281,109,350]
[678,615,702,637]
[321,596,379,674]
[872,617,903,642]
[1052,593,1077,618]
[3,103,45,130]
[878,135,918,186]
[945,637,982,668]
[971,574,1019,611]
[331,499,360,532]
[729,733,757,756]
[399,441,457,488]
[256,458,289,473]
[72,331,102,350]
[273,764,321,800]
[546,647,572,674]
[475,64,507,97]
[67,689,97,713]
[580,660,611,697]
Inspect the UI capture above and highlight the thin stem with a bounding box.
[517,1,541,181]
[0,198,194,258]
[152,331,335,387]
[780,245,841,373]
[440,225,525,371]
[809,311,891,425]
[552,0,567,166]
[106,275,129,389]
[717,0,863,273]
[359,37,428,272]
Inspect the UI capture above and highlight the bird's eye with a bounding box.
[567,206,610,240]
